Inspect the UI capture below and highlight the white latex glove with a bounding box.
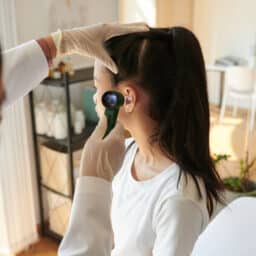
[79,114,126,182]
[51,22,149,73]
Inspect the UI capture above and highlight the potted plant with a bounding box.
[212,153,256,218]
[223,152,256,196]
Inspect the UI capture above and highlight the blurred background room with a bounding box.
[0,0,256,255]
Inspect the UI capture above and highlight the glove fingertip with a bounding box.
[96,51,118,74]
[111,65,118,74]
[106,61,118,74]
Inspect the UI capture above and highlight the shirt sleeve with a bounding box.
[152,197,203,256]
[58,176,113,256]
[2,40,48,108]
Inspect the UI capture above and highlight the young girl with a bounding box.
[92,26,224,255]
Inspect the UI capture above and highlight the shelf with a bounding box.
[41,67,94,87]
[30,65,96,242]
[37,120,97,152]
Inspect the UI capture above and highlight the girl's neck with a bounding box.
[129,121,172,171]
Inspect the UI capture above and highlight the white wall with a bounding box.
[156,0,194,28]
[15,0,118,67]
[118,0,156,25]
[118,0,193,28]
[14,0,118,224]
[193,0,256,106]
[211,1,256,60]
[193,0,256,64]
[15,0,118,41]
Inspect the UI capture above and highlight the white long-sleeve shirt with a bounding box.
[59,139,209,256]
[111,138,209,255]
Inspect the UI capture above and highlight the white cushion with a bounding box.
[192,197,256,256]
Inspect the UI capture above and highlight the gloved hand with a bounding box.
[79,114,126,182]
[51,22,149,73]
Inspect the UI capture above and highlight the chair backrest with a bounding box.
[225,66,256,93]
[191,197,256,256]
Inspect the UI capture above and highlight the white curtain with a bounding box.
[0,0,39,254]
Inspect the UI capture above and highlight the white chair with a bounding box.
[191,197,256,255]
[219,67,256,130]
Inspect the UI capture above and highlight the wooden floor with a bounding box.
[17,104,256,256]
[17,237,59,256]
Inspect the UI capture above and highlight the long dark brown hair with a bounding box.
[104,27,224,216]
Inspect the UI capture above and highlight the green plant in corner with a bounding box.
[222,152,256,195]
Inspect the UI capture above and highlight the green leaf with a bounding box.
[223,177,245,192]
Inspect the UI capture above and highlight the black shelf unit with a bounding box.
[29,67,97,241]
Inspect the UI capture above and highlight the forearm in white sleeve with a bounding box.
[2,40,48,108]
[58,176,113,256]
[152,197,203,256]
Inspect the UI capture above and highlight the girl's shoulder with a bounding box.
[160,171,208,207]
[154,171,209,227]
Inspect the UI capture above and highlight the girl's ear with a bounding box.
[119,84,137,113]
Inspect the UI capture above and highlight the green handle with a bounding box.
[103,108,119,139]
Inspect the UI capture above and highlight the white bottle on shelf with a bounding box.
[74,110,86,134]
[74,120,83,134]
[53,112,67,139]
[46,110,55,137]
[75,110,85,128]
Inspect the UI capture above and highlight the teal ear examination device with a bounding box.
[102,91,125,139]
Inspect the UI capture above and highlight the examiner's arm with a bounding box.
[58,116,126,256]
[58,177,113,256]
[2,23,147,109]
[2,39,51,108]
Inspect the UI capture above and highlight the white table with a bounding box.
[206,65,227,107]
